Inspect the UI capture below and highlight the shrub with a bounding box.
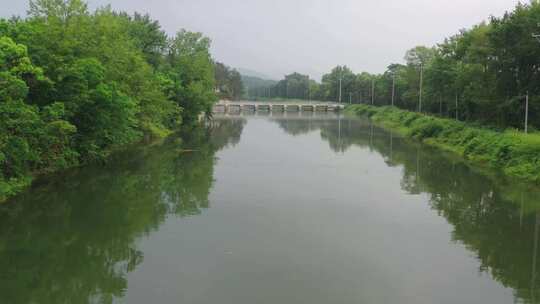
[346,104,540,184]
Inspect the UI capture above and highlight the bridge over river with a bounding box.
[213,101,345,113]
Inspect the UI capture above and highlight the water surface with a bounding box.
[1,113,539,304]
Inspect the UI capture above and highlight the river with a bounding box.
[1,112,539,304]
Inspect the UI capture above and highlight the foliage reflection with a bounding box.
[0,118,245,304]
[275,114,540,304]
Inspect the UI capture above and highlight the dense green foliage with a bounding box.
[214,62,244,100]
[0,0,223,201]
[347,104,540,183]
[252,1,539,130]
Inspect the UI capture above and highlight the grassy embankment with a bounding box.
[346,104,540,183]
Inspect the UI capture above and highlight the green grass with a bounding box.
[346,104,540,183]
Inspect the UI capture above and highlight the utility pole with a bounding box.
[419,64,423,112]
[525,91,529,133]
[371,78,375,105]
[349,92,352,104]
[339,72,342,104]
[391,73,396,107]
[439,95,442,116]
[455,92,459,121]
[306,76,310,102]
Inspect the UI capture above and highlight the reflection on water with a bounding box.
[1,113,540,303]
[272,113,540,303]
[0,118,246,304]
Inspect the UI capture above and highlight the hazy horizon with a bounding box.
[1,0,521,80]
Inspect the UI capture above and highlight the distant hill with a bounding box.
[241,75,277,95]
[237,68,275,81]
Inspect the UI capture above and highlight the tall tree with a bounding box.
[165,30,217,123]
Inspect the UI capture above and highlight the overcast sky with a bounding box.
[1,0,520,80]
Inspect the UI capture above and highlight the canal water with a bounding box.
[1,113,539,304]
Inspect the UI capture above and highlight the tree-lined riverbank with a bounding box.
[251,1,540,133]
[346,104,540,183]
[0,0,243,201]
